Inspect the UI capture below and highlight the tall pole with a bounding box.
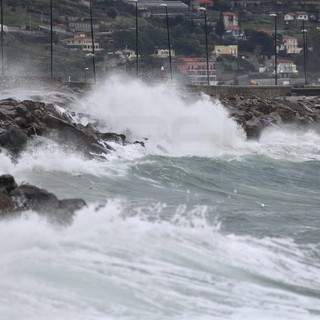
[1,0,4,75]
[270,13,277,85]
[200,7,210,86]
[50,0,53,77]
[89,0,96,83]
[135,0,138,76]
[302,19,308,85]
[160,4,172,80]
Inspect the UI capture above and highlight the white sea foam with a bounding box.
[73,75,247,157]
[253,127,320,161]
[68,75,320,161]
[0,201,319,320]
[3,75,320,161]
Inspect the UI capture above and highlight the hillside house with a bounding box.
[284,11,308,23]
[174,57,216,85]
[268,59,298,77]
[196,0,214,9]
[214,45,238,57]
[153,49,176,58]
[68,17,100,32]
[115,48,138,61]
[223,12,238,28]
[61,33,103,52]
[279,35,302,54]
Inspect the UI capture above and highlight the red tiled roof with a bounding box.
[258,28,272,33]
[225,26,240,31]
[283,35,297,39]
[223,12,237,16]
[175,57,207,63]
[272,59,293,63]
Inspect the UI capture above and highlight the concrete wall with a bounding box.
[197,85,292,98]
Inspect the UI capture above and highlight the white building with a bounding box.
[284,11,308,23]
[153,48,176,58]
[279,35,302,54]
[223,12,239,28]
[62,33,102,52]
[269,59,298,76]
[296,11,309,21]
[214,45,238,57]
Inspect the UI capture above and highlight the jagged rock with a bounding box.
[276,106,297,122]
[0,98,141,157]
[245,117,263,139]
[222,95,320,139]
[0,174,87,223]
[11,184,61,211]
[0,193,15,214]
[0,98,20,106]
[0,125,28,153]
[98,132,126,145]
[0,174,17,194]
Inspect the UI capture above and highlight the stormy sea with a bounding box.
[1,76,320,320]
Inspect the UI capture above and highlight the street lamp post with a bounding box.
[89,0,96,83]
[1,0,4,75]
[50,0,53,77]
[302,19,308,85]
[199,7,210,86]
[130,0,139,76]
[85,67,89,83]
[270,13,277,85]
[128,0,139,76]
[160,4,172,80]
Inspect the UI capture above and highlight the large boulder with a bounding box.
[0,174,86,224]
[0,125,28,153]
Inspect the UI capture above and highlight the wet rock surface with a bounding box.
[0,174,86,224]
[220,95,320,139]
[0,98,139,158]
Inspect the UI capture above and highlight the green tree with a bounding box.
[107,7,119,19]
[215,12,225,37]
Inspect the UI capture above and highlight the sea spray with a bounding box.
[74,76,247,157]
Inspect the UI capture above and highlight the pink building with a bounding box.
[174,57,216,85]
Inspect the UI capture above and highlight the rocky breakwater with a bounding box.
[0,97,142,221]
[221,96,320,139]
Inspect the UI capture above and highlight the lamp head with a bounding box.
[160,3,167,7]
[199,7,206,11]
[269,13,277,17]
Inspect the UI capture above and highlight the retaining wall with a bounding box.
[197,85,292,98]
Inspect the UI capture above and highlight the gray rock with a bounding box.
[0,125,28,153]
[0,174,17,194]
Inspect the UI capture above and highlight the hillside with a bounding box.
[2,0,219,82]
[1,0,320,83]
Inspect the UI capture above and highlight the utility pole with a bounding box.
[50,0,53,77]
[270,13,278,85]
[89,0,96,83]
[1,0,4,75]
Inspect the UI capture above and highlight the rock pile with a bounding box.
[0,98,140,158]
[221,96,320,139]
